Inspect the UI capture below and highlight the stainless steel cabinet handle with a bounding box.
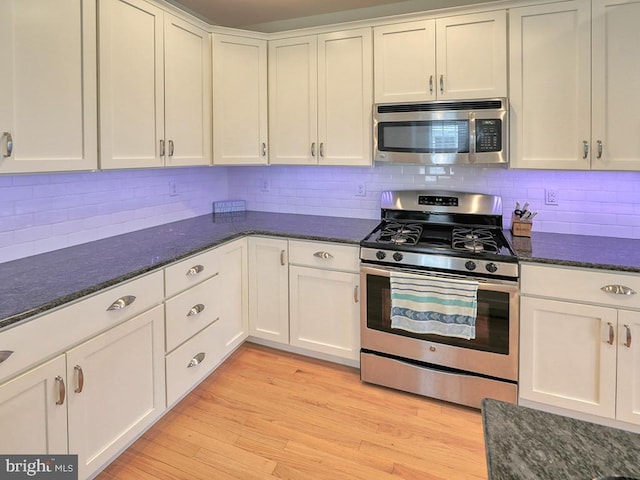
[354,285,359,303]
[429,75,433,94]
[261,142,267,157]
[1,132,13,158]
[187,264,205,276]
[582,140,589,159]
[74,365,84,393]
[319,142,324,158]
[597,140,603,159]
[607,322,615,345]
[439,74,444,94]
[160,139,165,157]
[106,295,136,311]
[313,251,333,260]
[187,304,205,317]
[187,352,206,368]
[55,376,66,405]
[0,350,13,365]
[311,142,316,157]
[601,285,636,296]
[168,140,174,157]
[280,249,286,266]
[624,324,632,348]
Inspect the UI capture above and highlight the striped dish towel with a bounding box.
[390,271,479,340]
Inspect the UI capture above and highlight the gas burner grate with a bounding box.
[377,222,423,246]
[452,227,499,254]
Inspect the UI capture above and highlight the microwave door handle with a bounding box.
[468,112,477,164]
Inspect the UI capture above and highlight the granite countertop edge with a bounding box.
[3,212,640,331]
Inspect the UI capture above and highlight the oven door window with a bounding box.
[366,275,510,355]
[377,120,470,154]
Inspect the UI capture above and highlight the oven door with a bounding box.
[360,264,518,381]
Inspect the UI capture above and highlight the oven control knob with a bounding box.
[376,251,386,260]
[393,252,403,262]
[464,260,477,271]
[486,262,498,273]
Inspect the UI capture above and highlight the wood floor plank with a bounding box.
[96,343,488,479]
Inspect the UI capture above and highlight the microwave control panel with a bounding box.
[476,119,502,152]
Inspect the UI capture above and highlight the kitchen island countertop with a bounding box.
[482,398,640,480]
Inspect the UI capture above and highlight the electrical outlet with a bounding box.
[169,181,178,197]
[545,188,559,205]
[356,184,366,197]
[259,178,270,193]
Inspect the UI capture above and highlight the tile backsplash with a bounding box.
[2,163,640,262]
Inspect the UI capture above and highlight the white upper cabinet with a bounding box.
[99,0,211,169]
[212,34,268,165]
[269,28,373,166]
[510,0,640,170]
[374,11,507,103]
[0,0,97,173]
[591,0,640,170]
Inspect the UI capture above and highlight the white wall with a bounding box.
[228,164,640,238]
[0,166,228,263]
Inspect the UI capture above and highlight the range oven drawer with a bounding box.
[361,351,517,409]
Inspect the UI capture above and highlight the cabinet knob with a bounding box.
[439,74,444,94]
[187,304,205,317]
[624,324,632,348]
[168,139,175,157]
[429,75,434,94]
[106,295,136,311]
[160,139,166,157]
[606,322,615,345]
[1,132,13,158]
[311,142,316,157]
[354,285,359,304]
[188,352,206,368]
[582,140,589,159]
[187,264,205,277]
[261,142,267,157]
[74,365,84,393]
[596,140,603,159]
[313,251,333,260]
[601,284,636,296]
[55,376,66,406]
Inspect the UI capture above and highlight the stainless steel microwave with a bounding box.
[373,98,508,166]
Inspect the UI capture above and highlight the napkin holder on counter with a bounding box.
[511,214,532,237]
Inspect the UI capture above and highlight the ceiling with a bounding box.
[167,0,497,32]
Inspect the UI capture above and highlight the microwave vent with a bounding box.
[377,99,504,114]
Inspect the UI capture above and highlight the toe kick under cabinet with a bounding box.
[164,238,248,407]
[0,271,165,480]
[248,237,360,365]
[519,263,640,430]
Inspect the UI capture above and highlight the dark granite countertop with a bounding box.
[508,231,640,273]
[482,398,640,480]
[3,211,640,333]
[0,211,379,331]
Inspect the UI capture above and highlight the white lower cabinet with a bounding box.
[248,237,360,364]
[520,263,640,429]
[0,355,68,455]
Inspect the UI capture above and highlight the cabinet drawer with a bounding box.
[165,248,222,297]
[165,321,222,407]
[521,264,640,309]
[165,275,221,352]
[288,240,359,272]
[0,271,163,383]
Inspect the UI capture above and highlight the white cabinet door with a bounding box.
[164,15,211,167]
[248,237,290,343]
[519,297,618,418]
[212,35,268,165]
[0,0,97,173]
[0,355,67,454]
[99,0,164,169]
[373,20,436,103]
[318,28,373,166]
[67,306,165,480]
[591,0,640,171]
[216,240,249,355]
[509,0,591,169]
[268,36,318,165]
[289,266,360,361]
[436,11,507,100]
[617,310,640,425]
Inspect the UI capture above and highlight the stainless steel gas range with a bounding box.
[359,190,519,408]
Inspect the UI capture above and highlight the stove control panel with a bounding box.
[418,195,459,207]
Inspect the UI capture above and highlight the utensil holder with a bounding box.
[511,214,532,237]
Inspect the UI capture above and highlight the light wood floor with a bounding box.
[97,343,488,479]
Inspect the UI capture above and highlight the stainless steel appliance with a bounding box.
[360,190,518,408]
[373,98,508,165]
